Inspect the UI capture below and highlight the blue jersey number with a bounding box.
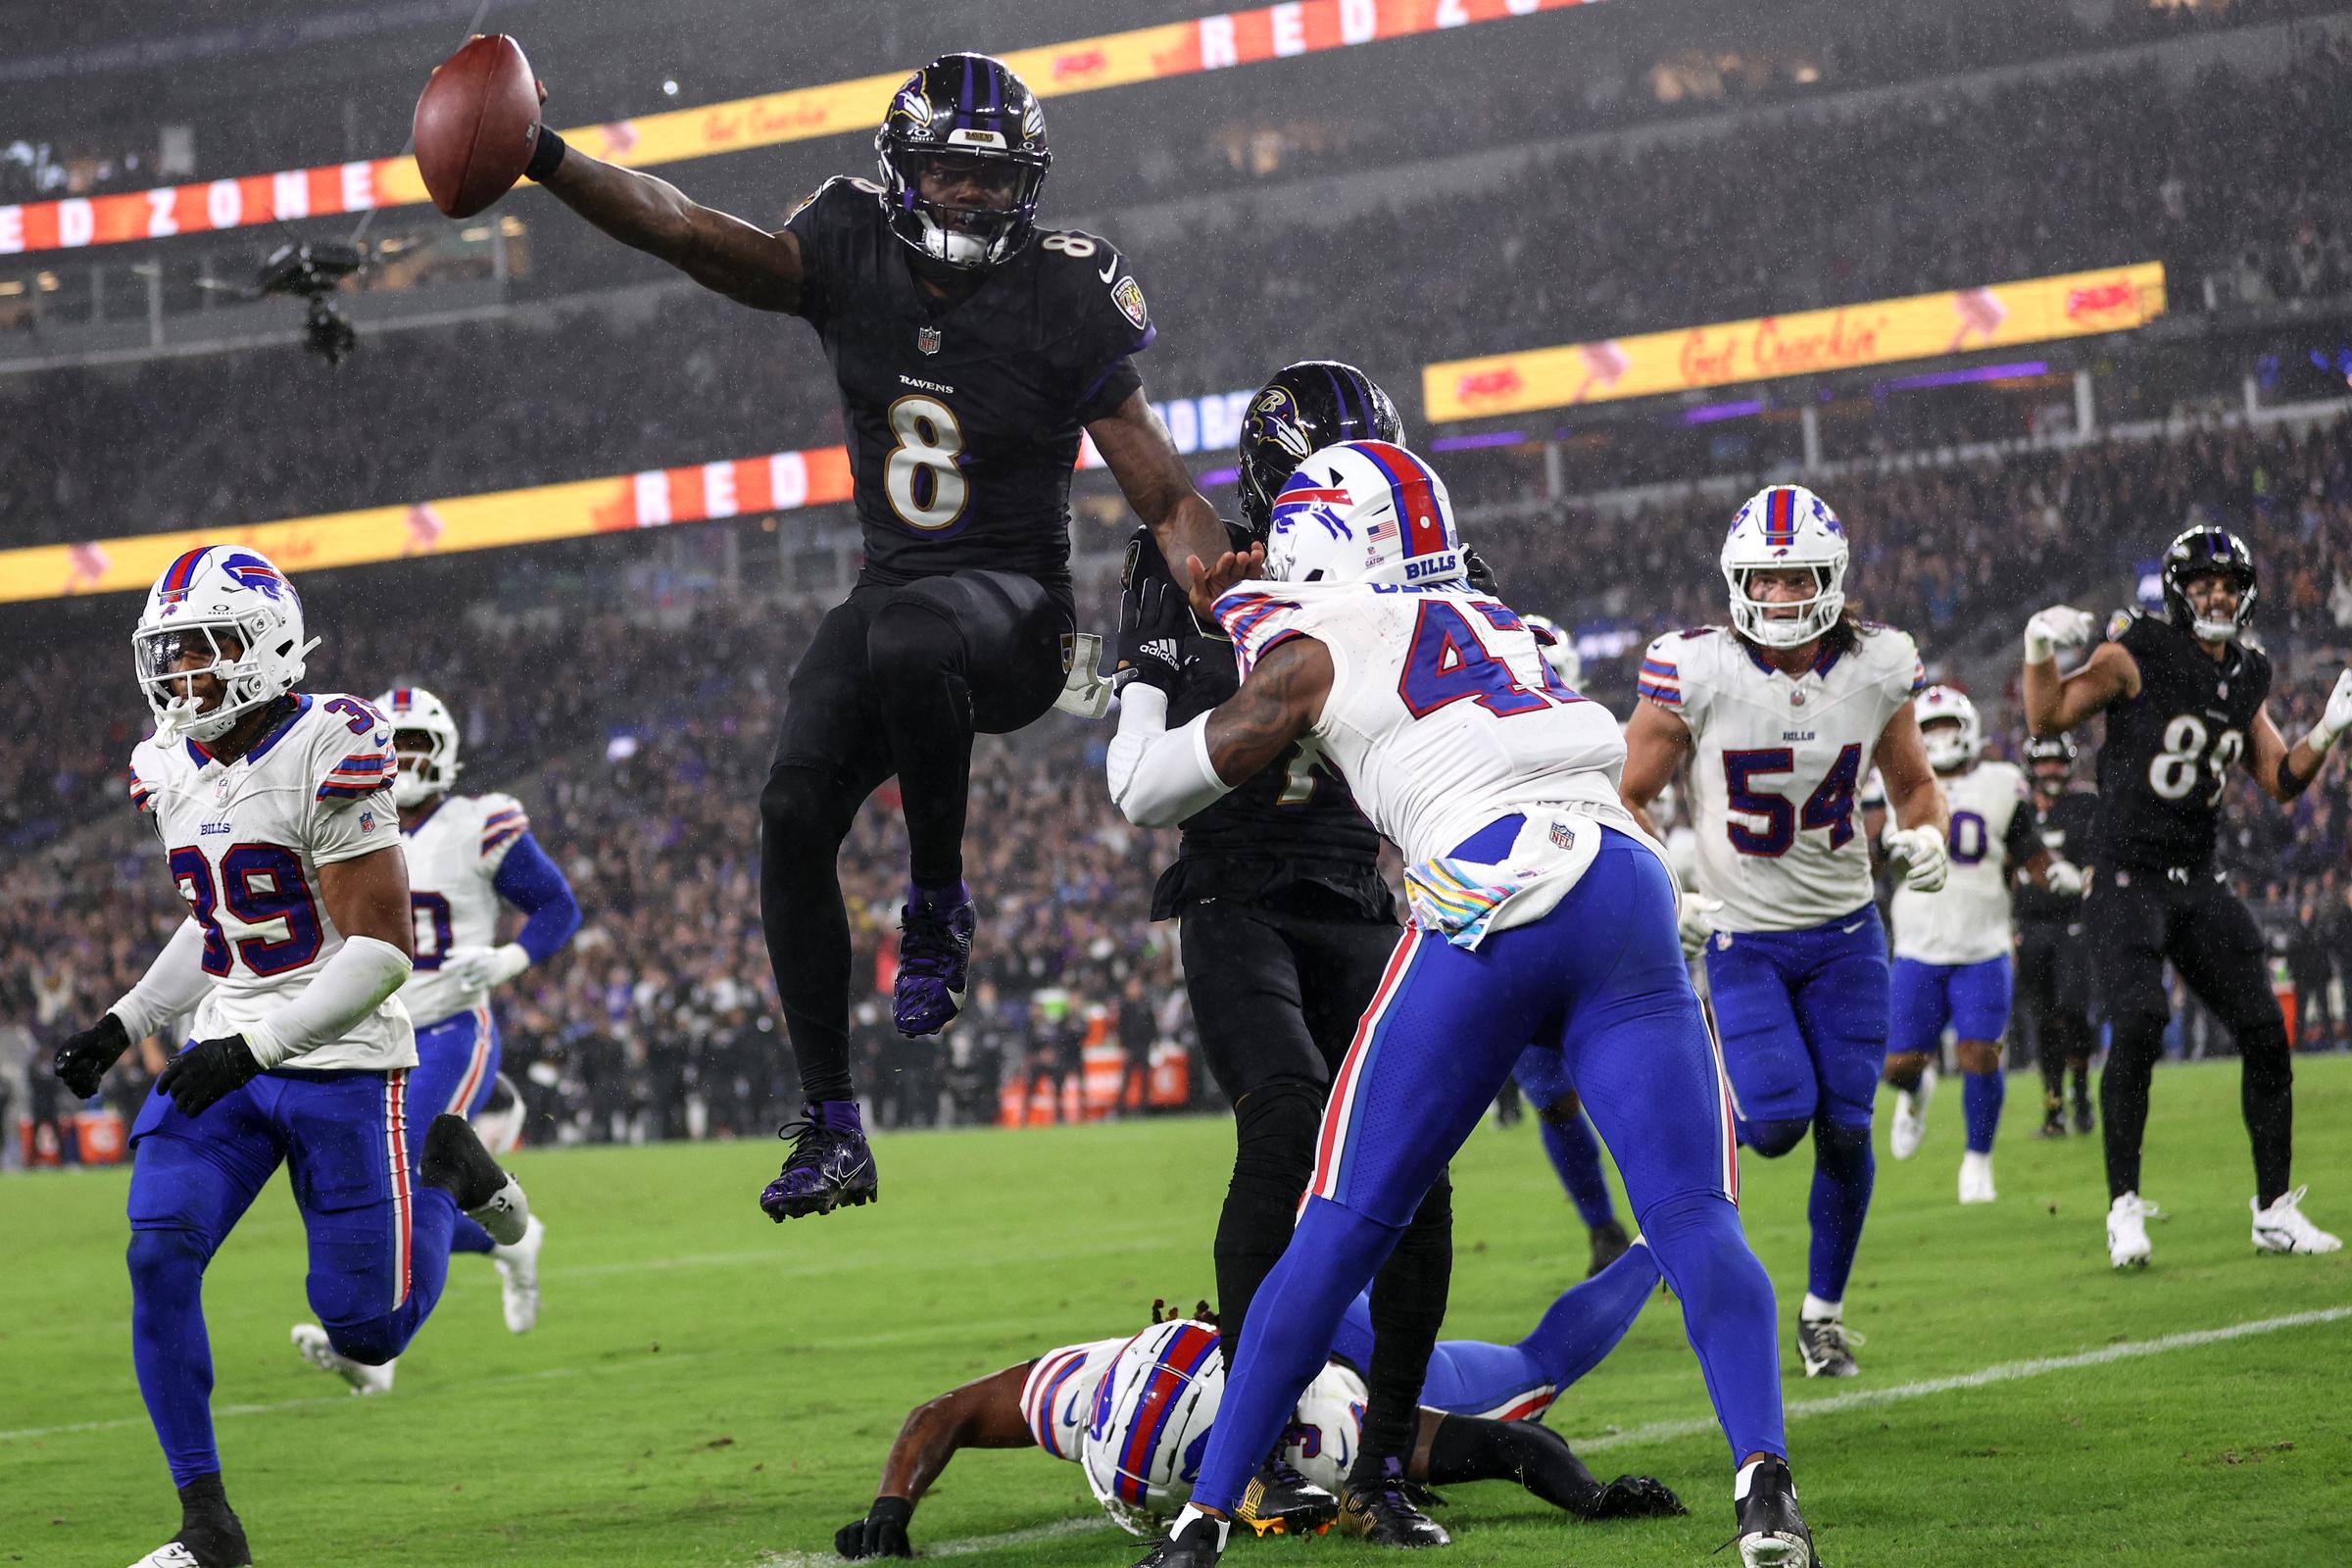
[170,843,325,978]
[1396,600,1577,719]
[1949,809,1988,865]
[411,892,455,969]
[1721,744,1862,858]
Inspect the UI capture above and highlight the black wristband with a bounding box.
[525,124,566,183]
[868,1495,913,1529]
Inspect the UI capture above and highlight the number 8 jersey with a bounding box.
[127,693,414,1070]
[1641,623,1924,933]
[2090,609,2269,871]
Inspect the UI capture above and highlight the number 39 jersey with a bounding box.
[396,792,532,1030]
[126,693,414,1070]
[1890,760,2038,965]
[1641,623,1923,933]
[784,177,1156,591]
[2093,610,2270,871]
[1216,581,1630,866]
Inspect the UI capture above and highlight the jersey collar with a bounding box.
[246,694,312,763]
[403,796,446,837]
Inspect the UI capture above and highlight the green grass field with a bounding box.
[5,1056,2349,1568]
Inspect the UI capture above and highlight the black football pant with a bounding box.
[2087,866,2294,1205]
[1182,897,1451,1483]
[2015,918,2095,1114]
[760,570,1070,1103]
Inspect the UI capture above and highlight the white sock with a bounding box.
[1170,1504,1228,1550]
[1800,1293,1840,1322]
[1734,1458,1763,1502]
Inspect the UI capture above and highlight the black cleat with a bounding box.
[1231,1457,1339,1538]
[1728,1457,1818,1567]
[133,1476,252,1566]
[418,1112,530,1246]
[1337,1457,1450,1547]
[2034,1112,2068,1139]
[1795,1316,1862,1379]
[1587,1217,1633,1278]
[1133,1509,1228,1566]
[2073,1098,2095,1137]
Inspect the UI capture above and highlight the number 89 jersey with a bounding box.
[1641,623,1923,933]
[2092,609,2269,871]
[127,693,415,1070]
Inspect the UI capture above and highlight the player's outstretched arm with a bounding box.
[1089,391,1245,616]
[2021,608,2137,735]
[1619,697,1692,838]
[2249,672,2352,802]
[535,141,804,312]
[1107,636,1331,827]
[836,1363,1037,1558]
[1875,705,1954,894]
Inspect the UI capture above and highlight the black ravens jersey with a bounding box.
[1121,524,1390,922]
[2092,610,2271,871]
[2013,788,2099,925]
[785,177,1154,589]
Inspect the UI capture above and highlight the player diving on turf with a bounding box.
[450,48,1235,1221]
[832,1243,1684,1558]
[1105,442,1815,1568]
[49,546,533,1568]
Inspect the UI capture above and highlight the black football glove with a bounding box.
[1463,546,1501,598]
[1580,1474,1687,1520]
[157,1034,265,1118]
[54,1013,132,1099]
[835,1495,914,1559]
[1116,570,1199,696]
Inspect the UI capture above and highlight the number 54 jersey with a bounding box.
[127,693,415,1071]
[1640,624,1924,933]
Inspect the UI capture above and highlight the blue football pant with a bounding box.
[1192,830,1783,1515]
[411,1005,503,1255]
[126,1065,455,1486]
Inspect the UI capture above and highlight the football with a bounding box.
[413,33,541,219]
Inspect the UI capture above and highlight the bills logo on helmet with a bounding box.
[220,552,292,602]
[1272,473,1355,541]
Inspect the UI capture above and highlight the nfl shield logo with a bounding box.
[916,325,942,355]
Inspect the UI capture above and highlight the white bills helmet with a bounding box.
[1280,1360,1367,1493]
[1721,484,1848,649]
[375,685,464,808]
[1522,614,1582,690]
[1914,685,1983,774]
[1080,1319,1224,1535]
[132,545,318,744]
[1264,440,1464,589]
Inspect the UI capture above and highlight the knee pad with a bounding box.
[126,1227,209,1291]
[1954,1040,2003,1076]
[1812,1116,1872,1177]
[1231,1078,1324,1190]
[1741,1116,1811,1159]
[760,764,858,848]
[864,598,963,686]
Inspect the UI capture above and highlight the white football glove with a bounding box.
[2307,668,2352,755]
[1882,824,1949,894]
[442,943,530,993]
[2042,858,2086,898]
[2022,606,2095,664]
[1676,893,1723,959]
[1054,631,1118,719]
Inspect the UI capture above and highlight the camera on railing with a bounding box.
[256,239,365,366]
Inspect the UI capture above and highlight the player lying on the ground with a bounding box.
[1878,686,2078,1206]
[49,545,532,1568]
[283,685,580,1396]
[833,1244,1683,1558]
[435,44,1233,1224]
[1111,361,1457,1544]
[2022,524,2350,1266]
[1105,440,1814,1568]
[1620,484,1948,1384]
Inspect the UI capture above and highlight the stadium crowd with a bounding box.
[6,37,2352,547]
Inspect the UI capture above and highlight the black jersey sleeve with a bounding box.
[1036,229,1155,422]
[2004,791,2043,865]
[781,176,883,325]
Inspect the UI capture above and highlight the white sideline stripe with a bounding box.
[753,1517,1112,1567]
[1571,1303,2352,1453]
[752,1305,2351,1565]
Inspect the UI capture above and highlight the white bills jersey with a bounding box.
[1215,582,1633,866]
[1639,623,1924,933]
[1892,760,2036,965]
[1021,1336,1128,1461]
[399,792,532,1029]
[127,693,414,1070]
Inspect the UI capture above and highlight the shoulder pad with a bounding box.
[788,174,880,223]
[1677,626,1719,640]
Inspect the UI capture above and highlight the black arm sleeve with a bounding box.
[2004,797,2044,865]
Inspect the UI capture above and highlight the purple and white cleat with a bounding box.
[760,1101,878,1221]
[893,883,976,1037]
